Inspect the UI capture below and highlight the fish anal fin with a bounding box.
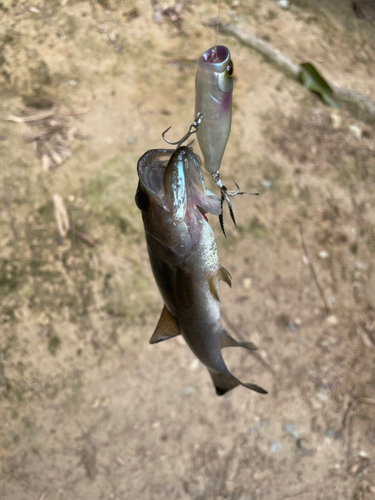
[220,329,258,351]
[218,266,232,288]
[149,305,181,344]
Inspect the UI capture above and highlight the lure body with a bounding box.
[136,146,266,396]
[195,45,233,174]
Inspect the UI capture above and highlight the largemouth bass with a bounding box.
[136,145,267,396]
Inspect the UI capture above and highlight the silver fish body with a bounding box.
[195,45,233,174]
[136,146,267,396]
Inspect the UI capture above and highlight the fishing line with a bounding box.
[214,0,221,58]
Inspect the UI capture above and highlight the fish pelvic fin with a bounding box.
[220,328,258,351]
[149,305,181,344]
[208,266,232,303]
[209,369,268,396]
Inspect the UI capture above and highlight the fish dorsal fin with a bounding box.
[220,329,258,351]
[208,266,232,302]
[149,306,181,344]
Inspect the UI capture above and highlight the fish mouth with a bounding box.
[137,149,174,209]
[200,45,230,66]
[137,147,221,219]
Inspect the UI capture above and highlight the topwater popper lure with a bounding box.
[135,145,267,396]
[195,45,257,236]
[163,45,256,236]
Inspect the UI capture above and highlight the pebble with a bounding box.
[183,386,196,395]
[277,0,289,8]
[243,278,252,289]
[284,423,299,439]
[270,439,281,453]
[359,450,369,459]
[189,359,199,371]
[294,317,302,326]
[349,124,362,140]
[330,112,342,129]
[318,250,329,259]
[261,179,273,189]
[302,255,309,265]
[69,79,78,87]
[326,315,339,326]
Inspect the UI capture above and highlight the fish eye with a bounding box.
[135,183,149,212]
[226,64,233,77]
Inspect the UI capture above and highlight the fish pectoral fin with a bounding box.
[149,305,181,344]
[220,329,258,351]
[218,266,232,288]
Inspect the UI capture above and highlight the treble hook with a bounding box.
[212,172,259,238]
[162,112,204,149]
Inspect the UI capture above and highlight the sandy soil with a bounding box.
[1,1,375,499]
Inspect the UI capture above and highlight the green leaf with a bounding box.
[299,62,339,108]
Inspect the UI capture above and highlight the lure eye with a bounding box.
[226,64,233,78]
[135,183,149,212]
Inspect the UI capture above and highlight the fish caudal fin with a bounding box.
[210,369,268,396]
[208,329,268,396]
[209,370,240,396]
[149,305,181,344]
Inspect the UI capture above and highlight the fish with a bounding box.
[195,45,234,175]
[136,145,267,396]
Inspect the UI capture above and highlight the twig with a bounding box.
[68,228,95,247]
[52,194,69,238]
[299,222,330,314]
[3,110,55,123]
[356,396,375,406]
[217,23,375,124]
[221,309,276,376]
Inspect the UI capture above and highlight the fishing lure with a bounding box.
[163,45,257,236]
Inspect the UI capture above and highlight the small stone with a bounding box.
[69,79,78,87]
[243,278,252,289]
[68,194,75,202]
[319,250,329,259]
[189,359,199,371]
[294,317,302,326]
[270,439,281,453]
[277,0,289,8]
[302,255,309,265]
[349,124,362,139]
[284,423,299,439]
[261,179,273,189]
[326,315,339,326]
[183,386,196,395]
[359,450,369,459]
[330,112,342,129]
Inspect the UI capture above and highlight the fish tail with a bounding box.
[209,370,240,396]
[210,368,268,396]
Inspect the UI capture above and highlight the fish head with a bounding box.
[195,46,234,174]
[136,146,221,256]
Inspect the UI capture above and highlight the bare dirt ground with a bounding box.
[1,1,375,499]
